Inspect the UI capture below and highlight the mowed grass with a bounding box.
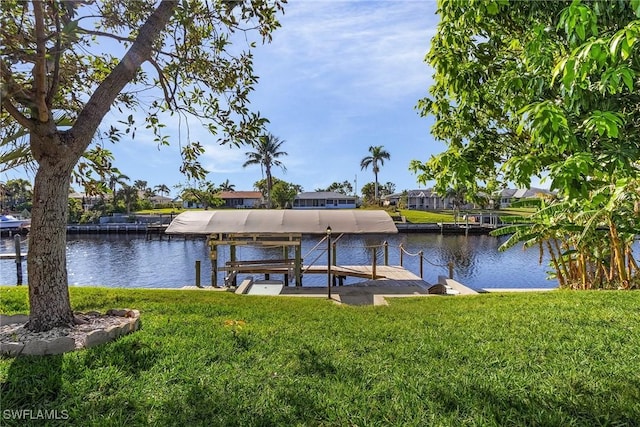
[1,287,639,426]
[399,209,455,223]
[399,208,535,224]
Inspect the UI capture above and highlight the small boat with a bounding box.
[0,215,26,229]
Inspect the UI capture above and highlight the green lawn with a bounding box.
[134,207,187,215]
[1,287,639,426]
[398,208,536,224]
[398,209,455,223]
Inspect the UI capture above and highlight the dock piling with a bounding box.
[14,234,23,285]
[383,241,388,266]
[195,260,202,288]
[371,247,377,279]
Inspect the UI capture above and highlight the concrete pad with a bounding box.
[247,282,283,296]
[438,276,478,295]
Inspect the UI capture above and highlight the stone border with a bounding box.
[0,309,141,357]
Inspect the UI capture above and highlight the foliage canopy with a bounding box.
[414,0,640,289]
[0,0,286,331]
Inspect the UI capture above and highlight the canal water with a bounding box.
[0,234,557,290]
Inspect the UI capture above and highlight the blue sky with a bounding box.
[4,0,445,197]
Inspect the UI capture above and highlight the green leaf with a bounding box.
[486,2,499,15]
[562,58,576,87]
[575,24,586,41]
[610,30,625,56]
[620,39,631,60]
[632,0,640,18]
[620,69,634,92]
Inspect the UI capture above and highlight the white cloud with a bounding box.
[258,0,437,106]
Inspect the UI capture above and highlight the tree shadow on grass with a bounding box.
[0,334,163,426]
[1,354,64,415]
[81,336,161,375]
[432,380,640,426]
[149,379,331,426]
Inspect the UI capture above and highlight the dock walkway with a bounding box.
[221,263,434,285]
[236,265,450,305]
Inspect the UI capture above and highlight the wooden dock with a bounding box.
[224,264,449,305]
[221,264,423,280]
[221,262,447,295]
[306,265,424,280]
[0,253,27,260]
[396,222,498,234]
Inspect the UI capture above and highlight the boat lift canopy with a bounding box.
[165,210,397,287]
[165,209,398,235]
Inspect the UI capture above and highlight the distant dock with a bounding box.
[395,222,498,234]
[0,252,27,260]
[65,223,169,239]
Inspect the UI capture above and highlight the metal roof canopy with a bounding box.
[165,209,398,235]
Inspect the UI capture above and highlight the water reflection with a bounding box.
[0,234,557,290]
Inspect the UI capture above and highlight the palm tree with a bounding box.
[108,173,129,209]
[133,180,150,201]
[360,145,390,203]
[3,178,32,210]
[219,179,235,192]
[133,179,148,191]
[119,183,139,214]
[243,133,288,208]
[154,184,171,198]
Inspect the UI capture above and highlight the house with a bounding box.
[293,192,357,209]
[148,195,174,208]
[498,187,555,208]
[68,192,104,211]
[382,189,457,210]
[383,187,555,210]
[217,191,263,209]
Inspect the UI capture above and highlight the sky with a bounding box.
[3,0,446,197]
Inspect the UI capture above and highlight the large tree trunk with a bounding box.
[27,132,79,331]
[21,1,178,332]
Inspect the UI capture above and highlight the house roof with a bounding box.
[500,187,554,199]
[166,209,397,235]
[383,189,439,199]
[295,191,356,200]
[149,195,173,203]
[217,191,262,199]
[68,192,104,200]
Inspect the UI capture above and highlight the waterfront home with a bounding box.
[68,192,104,211]
[218,191,263,208]
[498,187,555,208]
[383,187,555,210]
[382,189,459,210]
[148,195,174,208]
[293,192,357,209]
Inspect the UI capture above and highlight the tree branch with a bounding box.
[148,57,176,109]
[78,26,183,61]
[77,27,136,44]
[0,60,36,107]
[70,0,178,147]
[32,0,49,122]
[46,1,62,106]
[2,97,34,130]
